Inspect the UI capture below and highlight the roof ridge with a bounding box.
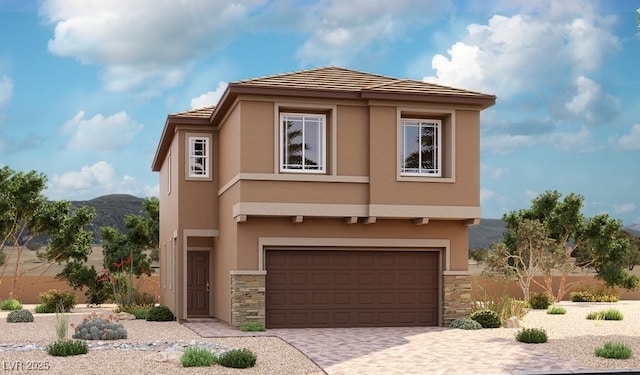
[170,106,215,117]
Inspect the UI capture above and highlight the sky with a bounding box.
[0,0,639,225]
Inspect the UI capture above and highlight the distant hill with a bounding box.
[469,219,640,250]
[71,194,145,243]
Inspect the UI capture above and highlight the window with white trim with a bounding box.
[280,113,326,173]
[188,136,209,178]
[400,119,442,177]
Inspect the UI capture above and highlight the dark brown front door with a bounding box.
[187,251,210,317]
[266,249,439,328]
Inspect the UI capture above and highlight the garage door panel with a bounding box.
[266,250,439,328]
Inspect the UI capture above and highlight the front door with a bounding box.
[187,251,210,317]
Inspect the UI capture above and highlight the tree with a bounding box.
[484,219,562,301]
[97,197,158,306]
[486,190,637,301]
[621,231,640,271]
[0,166,95,299]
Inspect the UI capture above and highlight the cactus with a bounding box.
[71,313,127,340]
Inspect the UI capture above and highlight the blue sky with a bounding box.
[0,0,638,225]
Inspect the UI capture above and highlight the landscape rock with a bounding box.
[505,316,525,328]
[145,351,183,363]
[114,312,137,320]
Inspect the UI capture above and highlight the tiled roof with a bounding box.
[233,66,493,99]
[170,106,215,118]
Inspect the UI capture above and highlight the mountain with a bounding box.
[468,219,640,250]
[71,194,145,243]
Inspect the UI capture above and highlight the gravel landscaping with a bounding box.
[0,305,323,375]
[518,300,640,370]
[3,301,640,374]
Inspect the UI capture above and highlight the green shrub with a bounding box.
[528,292,554,310]
[0,298,22,310]
[595,342,632,359]
[546,306,567,315]
[146,305,174,322]
[6,309,34,323]
[586,309,624,321]
[181,347,217,367]
[39,289,77,312]
[516,328,548,344]
[472,293,527,323]
[71,313,127,340]
[47,340,89,357]
[469,248,489,262]
[34,304,56,313]
[449,317,482,330]
[116,304,152,319]
[470,309,501,328]
[570,284,620,302]
[218,348,257,369]
[240,322,266,332]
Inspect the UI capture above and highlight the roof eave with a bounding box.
[361,90,496,109]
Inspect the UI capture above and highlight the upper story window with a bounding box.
[280,113,326,173]
[400,119,442,177]
[188,136,210,178]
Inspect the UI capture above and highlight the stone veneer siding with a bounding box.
[230,273,266,327]
[442,274,472,325]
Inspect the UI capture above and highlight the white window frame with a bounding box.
[187,135,210,179]
[279,113,326,173]
[400,119,442,177]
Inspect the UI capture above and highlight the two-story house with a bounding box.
[151,67,495,328]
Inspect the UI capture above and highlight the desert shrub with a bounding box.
[516,328,548,344]
[115,304,152,320]
[71,313,127,340]
[449,317,482,330]
[472,293,527,323]
[527,292,554,310]
[39,289,77,312]
[0,298,22,310]
[586,309,624,321]
[146,305,174,321]
[34,304,56,313]
[570,284,620,302]
[47,340,89,357]
[595,342,632,359]
[240,322,266,332]
[131,291,157,306]
[546,306,567,315]
[181,347,217,367]
[6,309,34,323]
[470,309,501,328]
[218,348,257,369]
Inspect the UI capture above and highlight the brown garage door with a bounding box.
[266,249,439,328]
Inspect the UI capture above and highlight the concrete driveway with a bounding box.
[184,321,586,375]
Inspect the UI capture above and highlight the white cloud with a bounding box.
[481,164,509,178]
[609,124,640,150]
[423,4,619,98]
[190,81,228,109]
[481,133,537,155]
[613,203,636,215]
[39,0,261,93]
[480,188,496,204]
[549,126,600,152]
[60,110,143,151]
[48,161,140,199]
[296,0,450,65]
[0,75,13,108]
[562,75,618,125]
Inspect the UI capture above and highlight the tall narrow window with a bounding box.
[280,113,326,173]
[188,136,209,178]
[401,119,442,176]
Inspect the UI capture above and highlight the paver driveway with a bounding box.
[184,321,587,375]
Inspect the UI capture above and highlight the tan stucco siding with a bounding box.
[238,180,369,204]
[239,100,275,173]
[219,103,242,184]
[336,105,369,176]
